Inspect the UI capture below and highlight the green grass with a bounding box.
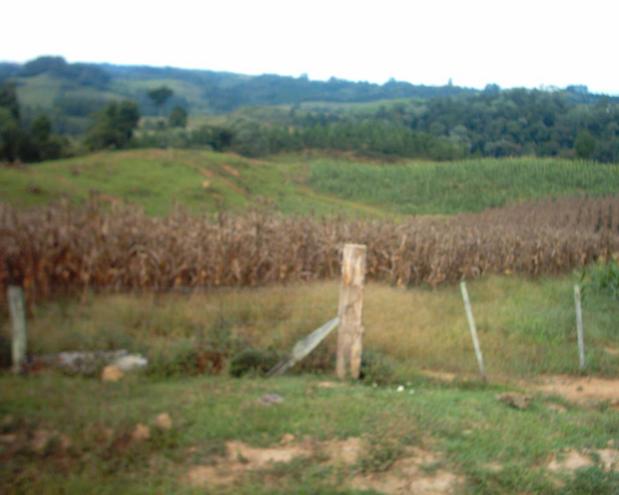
[0,149,388,217]
[0,373,617,494]
[4,150,619,217]
[308,156,619,214]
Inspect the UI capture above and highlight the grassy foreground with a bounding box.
[2,149,619,216]
[2,276,619,493]
[1,373,618,494]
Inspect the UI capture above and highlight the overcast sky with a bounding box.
[2,0,617,94]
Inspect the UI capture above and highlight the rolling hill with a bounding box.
[2,149,619,216]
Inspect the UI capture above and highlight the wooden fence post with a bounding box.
[336,244,366,380]
[460,281,486,380]
[574,284,585,371]
[7,286,27,374]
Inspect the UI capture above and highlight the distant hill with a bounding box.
[0,56,477,126]
[2,56,618,162]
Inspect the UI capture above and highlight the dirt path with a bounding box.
[530,375,619,407]
[420,369,619,408]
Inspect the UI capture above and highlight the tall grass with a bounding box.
[6,276,619,378]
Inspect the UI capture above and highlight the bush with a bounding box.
[229,348,280,377]
[359,350,397,385]
[147,340,226,377]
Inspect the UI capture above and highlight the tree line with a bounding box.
[135,86,619,162]
[0,82,187,163]
[2,76,618,164]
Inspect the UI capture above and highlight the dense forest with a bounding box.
[1,56,618,163]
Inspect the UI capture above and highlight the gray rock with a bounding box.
[53,350,128,374]
[36,349,147,375]
[112,354,148,371]
[258,393,284,406]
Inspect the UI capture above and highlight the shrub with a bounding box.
[229,348,280,377]
[147,340,225,377]
[359,350,396,385]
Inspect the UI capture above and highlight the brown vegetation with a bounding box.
[1,196,618,301]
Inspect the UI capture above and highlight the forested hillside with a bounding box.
[1,55,619,162]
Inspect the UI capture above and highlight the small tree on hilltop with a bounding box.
[148,86,173,116]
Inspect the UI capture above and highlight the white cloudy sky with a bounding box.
[2,0,617,94]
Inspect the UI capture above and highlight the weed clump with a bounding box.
[147,340,227,377]
[359,350,397,385]
[229,348,280,377]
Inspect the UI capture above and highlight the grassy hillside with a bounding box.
[0,149,388,217]
[2,150,619,216]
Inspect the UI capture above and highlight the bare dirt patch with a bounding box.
[482,461,503,473]
[546,403,568,413]
[596,448,619,471]
[222,164,241,177]
[184,437,461,493]
[322,437,363,465]
[547,448,619,473]
[226,440,310,468]
[185,437,317,488]
[351,447,463,495]
[419,370,457,383]
[185,464,241,487]
[316,381,344,389]
[532,375,619,406]
[548,450,593,472]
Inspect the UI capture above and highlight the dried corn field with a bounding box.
[1,197,619,301]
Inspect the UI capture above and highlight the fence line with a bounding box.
[1,250,603,380]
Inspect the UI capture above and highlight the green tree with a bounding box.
[85,100,140,150]
[169,106,188,128]
[0,107,20,162]
[19,115,65,162]
[574,130,596,159]
[0,82,20,120]
[0,82,22,162]
[148,86,173,115]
